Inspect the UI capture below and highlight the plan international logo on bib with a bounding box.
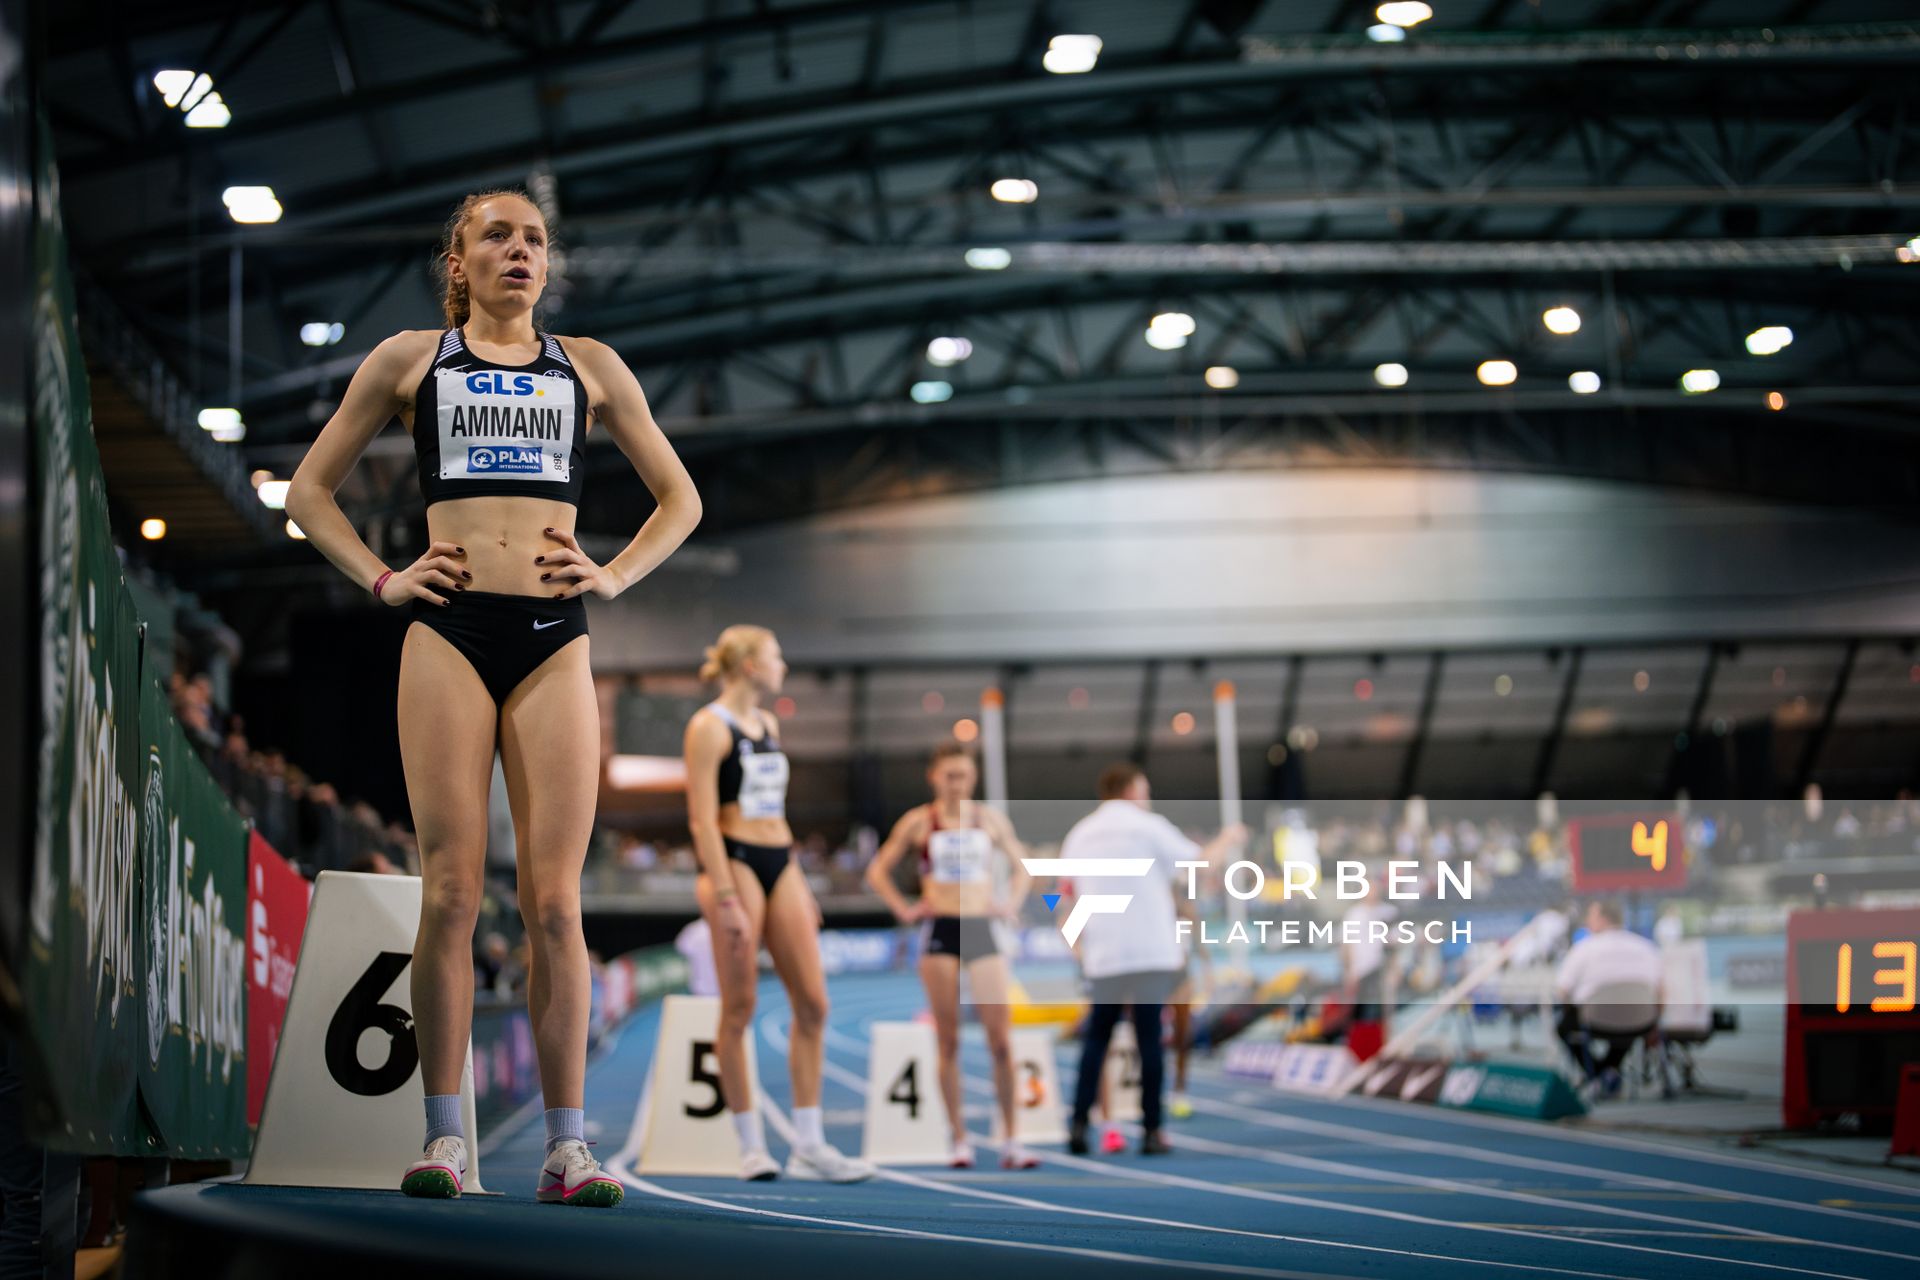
[467,445,543,474]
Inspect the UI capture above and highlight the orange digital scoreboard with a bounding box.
[1567,813,1686,895]
[1783,907,1920,1129]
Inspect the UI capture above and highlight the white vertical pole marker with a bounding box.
[1214,680,1248,946]
[980,687,1008,814]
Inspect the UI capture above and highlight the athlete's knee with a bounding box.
[420,868,482,932]
[523,889,582,948]
[719,992,757,1034]
[789,986,828,1034]
[986,1032,1014,1067]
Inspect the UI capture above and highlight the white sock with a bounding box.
[793,1105,825,1149]
[731,1108,766,1154]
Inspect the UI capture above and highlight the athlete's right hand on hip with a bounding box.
[382,540,471,605]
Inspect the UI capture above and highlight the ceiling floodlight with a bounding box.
[152,70,211,109]
[1542,306,1581,335]
[927,336,973,366]
[1376,3,1434,27]
[183,92,230,128]
[1043,34,1103,74]
[221,186,283,224]
[1149,312,1196,337]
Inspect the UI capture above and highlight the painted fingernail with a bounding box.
[544,527,553,533]
[462,570,472,579]
[535,556,545,563]
[456,547,465,554]
[540,573,550,581]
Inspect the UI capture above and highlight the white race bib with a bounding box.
[928,828,992,884]
[436,368,576,483]
[736,748,789,820]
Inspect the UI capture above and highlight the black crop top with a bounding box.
[708,703,789,820]
[411,327,589,509]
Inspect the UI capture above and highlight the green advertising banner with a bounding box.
[26,111,148,1154]
[137,677,251,1159]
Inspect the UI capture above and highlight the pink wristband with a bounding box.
[371,569,394,600]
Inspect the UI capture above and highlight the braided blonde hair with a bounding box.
[700,625,776,683]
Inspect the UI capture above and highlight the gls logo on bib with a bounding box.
[465,371,538,396]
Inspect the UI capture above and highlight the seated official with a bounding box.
[1553,899,1663,1088]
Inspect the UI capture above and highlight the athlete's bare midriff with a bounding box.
[717,800,794,851]
[395,328,596,597]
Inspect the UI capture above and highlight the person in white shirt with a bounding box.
[1553,899,1664,1087]
[1060,763,1244,1156]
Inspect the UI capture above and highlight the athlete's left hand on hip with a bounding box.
[536,527,618,600]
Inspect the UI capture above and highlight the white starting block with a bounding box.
[994,1026,1068,1145]
[246,871,489,1192]
[861,1021,951,1164]
[1100,1020,1144,1124]
[617,994,763,1176]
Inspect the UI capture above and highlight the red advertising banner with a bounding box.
[246,831,311,1126]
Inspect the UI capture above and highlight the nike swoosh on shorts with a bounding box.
[534,618,563,630]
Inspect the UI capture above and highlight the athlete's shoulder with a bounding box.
[365,328,441,369]
[382,328,444,354]
[685,706,731,750]
[550,333,613,365]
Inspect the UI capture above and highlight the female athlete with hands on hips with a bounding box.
[865,743,1037,1169]
[684,626,874,1183]
[285,188,701,1206]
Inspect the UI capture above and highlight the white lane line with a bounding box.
[1157,1126,1917,1267]
[807,1015,1908,1265]
[832,983,1920,1235]
[794,1015,1873,1280]
[1316,1082,1920,1200]
[755,1016,1622,1280]
[1172,1086,1920,1238]
[607,1158,1355,1280]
